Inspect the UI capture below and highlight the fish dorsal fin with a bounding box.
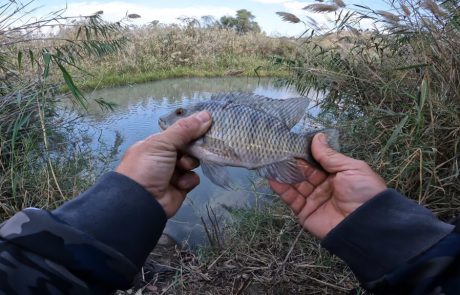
[256,159,305,184]
[200,160,234,190]
[210,92,309,129]
[266,97,310,129]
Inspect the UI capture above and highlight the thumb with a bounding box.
[161,111,212,149]
[312,133,356,173]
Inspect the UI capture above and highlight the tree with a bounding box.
[200,15,218,28]
[220,9,261,34]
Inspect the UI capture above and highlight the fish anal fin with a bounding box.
[200,160,234,190]
[256,159,304,184]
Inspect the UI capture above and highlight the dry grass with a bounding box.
[74,24,299,89]
[0,81,118,219]
[119,202,360,295]
[278,0,460,220]
[0,1,127,219]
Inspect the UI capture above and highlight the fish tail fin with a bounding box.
[295,128,340,169]
[318,128,340,152]
[258,129,341,184]
[299,128,340,152]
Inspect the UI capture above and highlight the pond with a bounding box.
[75,77,320,247]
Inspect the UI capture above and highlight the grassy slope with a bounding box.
[77,64,289,90]
[71,26,296,90]
[118,201,360,295]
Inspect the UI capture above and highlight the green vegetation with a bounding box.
[120,201,360,294]
[76,22,295,90]
[121,1,460,294]
[172,202,358,293]
[0,1,294,220]
[276,0,460,219]
[220,9,262,34]
[0,1,126,219]
[3,0,460,294]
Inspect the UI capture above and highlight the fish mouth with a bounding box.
[158,118,167,130]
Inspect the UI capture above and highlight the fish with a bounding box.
[158,92,340,189]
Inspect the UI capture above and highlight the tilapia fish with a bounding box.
[158,92,339,189]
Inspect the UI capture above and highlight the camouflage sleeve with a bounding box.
[0,172,167,294]
[322,189,458,295]
[364,230,460,294]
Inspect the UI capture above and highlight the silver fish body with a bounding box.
[158,93,339,188]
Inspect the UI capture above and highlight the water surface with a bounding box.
[77,77,317,246]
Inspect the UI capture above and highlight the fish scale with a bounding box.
[158,93,340,189]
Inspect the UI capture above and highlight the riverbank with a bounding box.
[118,202,360,295]
[71,24,297,91]
[76,63,289,91]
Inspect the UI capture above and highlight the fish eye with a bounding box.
[175,108,184,115]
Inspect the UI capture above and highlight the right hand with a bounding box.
[116,111,212,218]
[269,133,387,239]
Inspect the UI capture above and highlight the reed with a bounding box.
[75,23,298,89]
[0,1,126,219]
[277,0,460,219]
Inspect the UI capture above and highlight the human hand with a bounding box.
[269,133,387,239]
[116,111,212,218]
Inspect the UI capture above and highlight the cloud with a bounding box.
[58,1,236,25]
[252,0,290,3]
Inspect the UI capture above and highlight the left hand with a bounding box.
[269,133,386,239]
[116,111,212,218]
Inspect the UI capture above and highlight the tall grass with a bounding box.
[76,23,299,89]
[0,1,126,219]
[277,0,460,219]
[118,201,359,294]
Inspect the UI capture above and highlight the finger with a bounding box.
[297,179,333,224]
[161,188,188,218]
[296,159,328,187]
[269,180,306,214]
[171,170,200,191]
[311,133,358,173]
[269,179,291,196]
[161,111,212,149]
[294,181,315,196]
[177,155,199,170]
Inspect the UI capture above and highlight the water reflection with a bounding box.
[76,77,318,247]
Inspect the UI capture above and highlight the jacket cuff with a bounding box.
[321,189,454,283]
[52,172,167,268]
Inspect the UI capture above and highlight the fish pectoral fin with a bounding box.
[256,159,305,184]
[201,160,234,190]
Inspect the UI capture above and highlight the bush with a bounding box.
[278,0,460,218]
[0,1,126,219]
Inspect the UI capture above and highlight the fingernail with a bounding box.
[195,111,211,123]
[318,133,327,144]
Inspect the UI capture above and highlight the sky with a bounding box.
[31,0,390,36]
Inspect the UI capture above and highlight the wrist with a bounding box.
[321,189,454,283]
[52,172,168,268]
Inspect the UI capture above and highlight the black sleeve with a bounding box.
[321,188,459,294]
[0,172,167,294]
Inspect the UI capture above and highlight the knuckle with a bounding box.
[153,136,175,150]
[176,116,198,130]
[324,147,337,156]
[145,133,175,152]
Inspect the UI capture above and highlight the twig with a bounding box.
[207,250,228,270]
[304,274,350,292]
[281,228,304,267]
